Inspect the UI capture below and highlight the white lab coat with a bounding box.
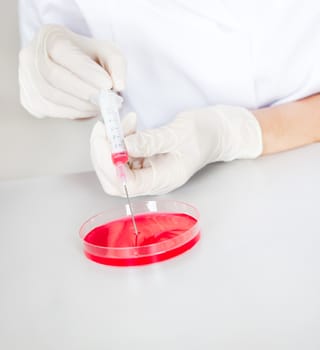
[19,0,320,128]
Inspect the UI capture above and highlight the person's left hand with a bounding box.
[90,105,263,197]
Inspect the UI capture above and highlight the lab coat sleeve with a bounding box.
[18,0,91,47]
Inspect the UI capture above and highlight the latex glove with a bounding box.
[90,106,263,196]
[19,24,126,119]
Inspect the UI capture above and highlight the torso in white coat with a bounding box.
[19,0,320,128]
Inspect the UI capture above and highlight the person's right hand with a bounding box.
[19,24,126,119]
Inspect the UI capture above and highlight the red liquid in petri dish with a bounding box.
[111,152,128,165]
[83,212,200,266]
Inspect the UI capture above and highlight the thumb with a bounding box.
[80,37,126,92]
[125,125,177,158]
[102,47,126,92]
[121,112,137,137]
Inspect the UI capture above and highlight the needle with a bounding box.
[123,182,139,236]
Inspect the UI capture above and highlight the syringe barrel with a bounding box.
[99,90,127,159]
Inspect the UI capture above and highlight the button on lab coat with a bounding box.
[19,0,320,128]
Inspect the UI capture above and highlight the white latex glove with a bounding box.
[90,106,263,196]
[19,24,126,119]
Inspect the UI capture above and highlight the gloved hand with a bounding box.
[90,106,263,196]
[19,24,126,119]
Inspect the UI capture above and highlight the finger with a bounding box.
[127,153,188,196]
[145,154,187,194]
[100,47,126,91]
[121,112,137,137]
[46,34,113,90]
[39,48,100,104]
[20,80,95,119]
[125,154,186,196]
[20,47,98,115]
[125,125,177,158]
[77,36,126,91]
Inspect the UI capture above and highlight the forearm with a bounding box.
[253,93,320,155]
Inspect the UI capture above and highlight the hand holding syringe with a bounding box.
[98,90,139,236]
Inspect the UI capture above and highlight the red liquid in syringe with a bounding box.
[112,151,128,165]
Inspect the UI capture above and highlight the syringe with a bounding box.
[98,90,139,237]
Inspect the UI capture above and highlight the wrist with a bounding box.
[252,95,320,155]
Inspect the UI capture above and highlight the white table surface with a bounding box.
[1,144,320,350]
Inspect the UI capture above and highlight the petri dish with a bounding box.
[79,200,200,266]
